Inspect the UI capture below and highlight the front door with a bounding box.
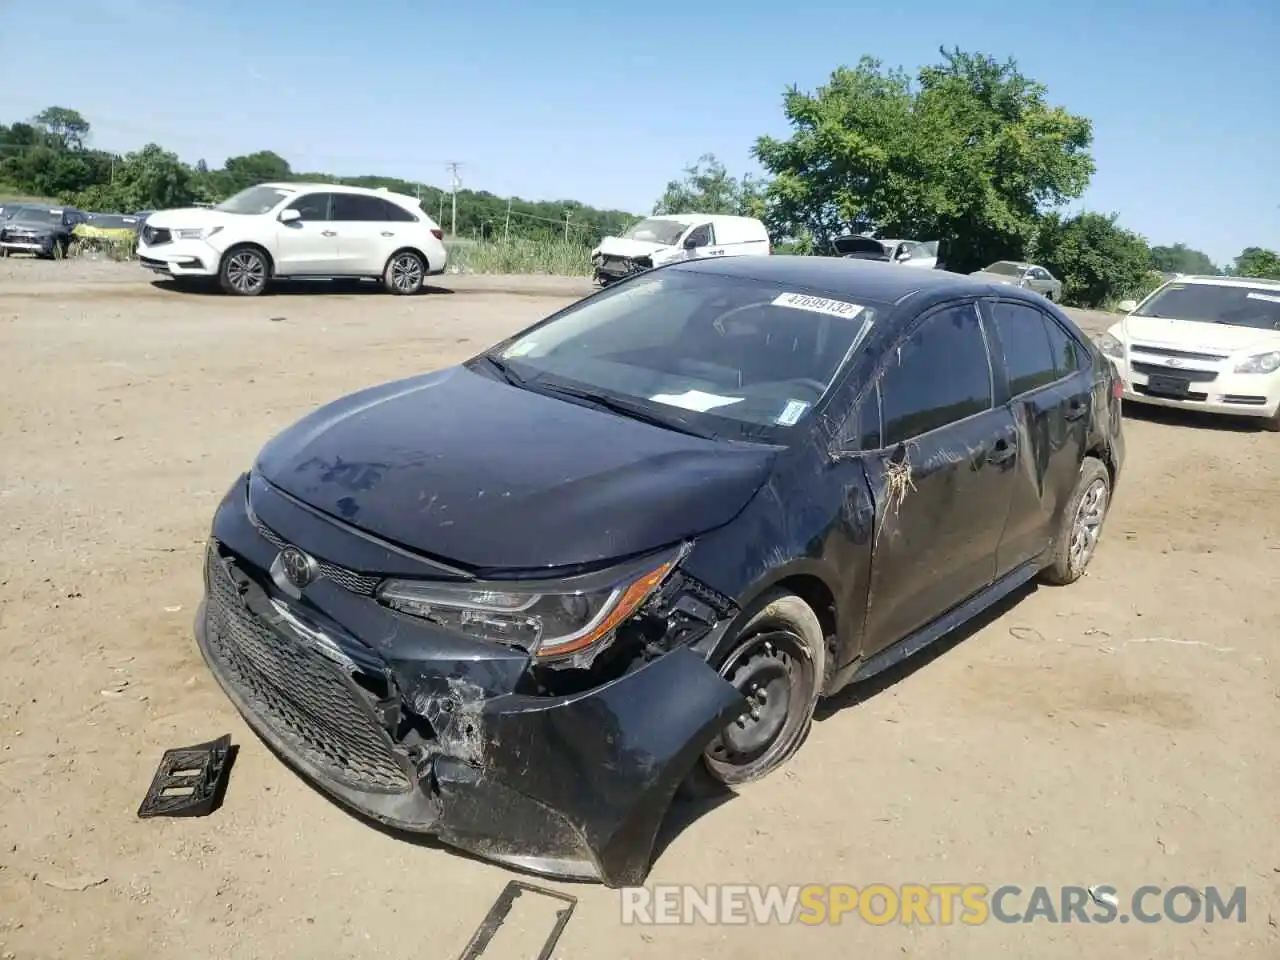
[859,301,1020,656]
[275,192,341,276]
[684,222,724,259]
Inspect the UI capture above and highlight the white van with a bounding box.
[591,213,770,285]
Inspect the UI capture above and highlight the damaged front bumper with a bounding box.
[592,253,652,285]
[194,476,745,887]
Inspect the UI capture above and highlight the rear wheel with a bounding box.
[384,250,425,295]
[1041,456,1111,584]
[219,245,269,296]
[678,589,826,799]
[1261,408,1280,433]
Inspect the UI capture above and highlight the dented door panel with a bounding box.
[860,408,1019,658]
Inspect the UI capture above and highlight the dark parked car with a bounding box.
[197,256,1124,887]
[0,205,88,258]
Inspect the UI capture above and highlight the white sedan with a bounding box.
[1097,275,1280,431]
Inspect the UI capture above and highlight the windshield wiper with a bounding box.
[534,380,714,439]
[475,354,526,388]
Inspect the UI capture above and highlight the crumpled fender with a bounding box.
[437,647,746,888]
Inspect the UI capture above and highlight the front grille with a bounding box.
[251,518,380,596]
[1131,361,1218,383]
[1130,343,1227,362]
[203,543,412,793]
[1134,384,1208,401]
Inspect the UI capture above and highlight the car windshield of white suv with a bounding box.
[619,218,688,247]
[1134,283,1280,331]
[983,261,1025,277]
[215,185,293,215]
[482,268,882,439]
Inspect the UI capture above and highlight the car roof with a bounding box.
[256,181,419,204]
[645,213,760,226]
[1158,274,1280,289]
[672,254,992,304]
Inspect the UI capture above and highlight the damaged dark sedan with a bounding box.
[197,256,1125,887]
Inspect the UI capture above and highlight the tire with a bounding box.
[219,245,270,296]
[1041,456,1111,585]
[383,250,426,295]
[1260,409,1280,433]
[677,588,827,800]
[1044,291,1055,302]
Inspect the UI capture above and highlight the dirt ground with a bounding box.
[1,259,1277,959]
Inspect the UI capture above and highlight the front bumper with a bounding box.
[0,234,55,254]
[137,237,219,277]
[1117,357,1279,419]
[195,476,744,886]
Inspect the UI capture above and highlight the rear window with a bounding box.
[1134,283,1280,331]
[493,267,885,437]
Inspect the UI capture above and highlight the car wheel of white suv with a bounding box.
[220,245,270,297]
[384,250,426,296]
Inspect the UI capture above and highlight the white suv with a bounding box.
[137,182,449,296]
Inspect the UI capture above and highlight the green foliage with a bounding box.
[653,154,765,218]
[752,48,1095,273]
[1233,247,1280,280]
[445,238,593,276]
[0,106,638,247]
[1030,212,1153,308]
[1149,243,1218,275]
[69,232,138,261]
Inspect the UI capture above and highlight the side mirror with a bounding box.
[683,233,702,250]
[279,208,301,224]
[1116,299,1138,313]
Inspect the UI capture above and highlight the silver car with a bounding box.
[969,260,1063,301]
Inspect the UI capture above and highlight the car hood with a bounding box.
[592,236,672,259]
[254,365,779,571]
[969,271,1023,285]
[144,207,233,229]
[1121,314,1280,354]
[3,218,57,233]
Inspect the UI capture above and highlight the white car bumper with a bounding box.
[1117,357,1279,419]
[137,237,222,278]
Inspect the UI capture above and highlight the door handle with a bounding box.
[1065,398,1088,421]
[987,438,1016,466]
[321,230,337,237]
[381,231,395,237]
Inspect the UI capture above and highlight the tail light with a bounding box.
[431,228,444,241]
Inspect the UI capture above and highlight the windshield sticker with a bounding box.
[776,399,811,426]
[1246,291,1280,304]
[649,389,743,413]
[772,292,865,319]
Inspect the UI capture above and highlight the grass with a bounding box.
[445,237,593,276]
[69,233,138,262]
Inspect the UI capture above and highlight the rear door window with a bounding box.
[879,303,993,444]
[990,301,1059,396]
[331,194,390,222]
[1045,315,1086,378]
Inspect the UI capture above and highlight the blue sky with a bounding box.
[1,0,1275,266]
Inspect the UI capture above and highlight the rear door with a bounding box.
[982,299,1092,572]
[276,192,341,275]
[330,193,396,275]
[859,300,1020,656]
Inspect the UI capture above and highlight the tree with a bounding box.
[1150,243,1217,275]
[1030,212,1153,308]
[72,144,195,212]
[1233,247,1280,280]
[753,48,1095,272]
[653,154,763,217]
[32,107,91,150]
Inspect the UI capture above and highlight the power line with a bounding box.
[446,161,462,238]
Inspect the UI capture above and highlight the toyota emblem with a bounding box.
[278,546,319,589]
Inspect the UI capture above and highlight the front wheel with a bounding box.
[1260,408,1280,433]
[1041,456,1111,584]
[678,589,827,799]
[219,246,269,296]
[384,250,425,295]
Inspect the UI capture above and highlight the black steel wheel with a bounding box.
[680,589,826,798]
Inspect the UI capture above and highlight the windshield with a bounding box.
[982,261,1025,277]
[488,268,882,438]
[214,185,293,215]
[619,218,688,246]
[1134,282,1280,331]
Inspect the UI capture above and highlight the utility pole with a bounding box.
[446,162,462,238]
[563,210,571,242]
[504,198,512,243]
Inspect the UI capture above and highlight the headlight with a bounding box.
[175,226,223,241]
[1234,351,1280,374]
[376,550,682,660]
[1096,332,1126,360]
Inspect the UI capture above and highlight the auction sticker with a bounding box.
[772,292,864,319]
